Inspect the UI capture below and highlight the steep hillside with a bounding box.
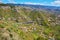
[0,4,60,40]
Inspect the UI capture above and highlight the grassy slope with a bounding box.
[0,5,60,40]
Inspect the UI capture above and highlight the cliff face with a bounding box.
[0,4,60,40]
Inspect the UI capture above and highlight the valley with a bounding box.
[0,4,60,40]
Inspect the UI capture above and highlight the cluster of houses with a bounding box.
[19,26,37,32]
[0,6,11,9]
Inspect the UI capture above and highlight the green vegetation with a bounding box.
[0,5,60,40]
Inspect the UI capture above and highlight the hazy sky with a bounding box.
[0,0,60,6]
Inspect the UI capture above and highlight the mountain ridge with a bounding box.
[0,3,60,15]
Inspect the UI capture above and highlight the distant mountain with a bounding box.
[1,3,60,14]
[18,4,60,14]
[0,3,60,15]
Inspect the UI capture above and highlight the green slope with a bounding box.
[0,5,60,40]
